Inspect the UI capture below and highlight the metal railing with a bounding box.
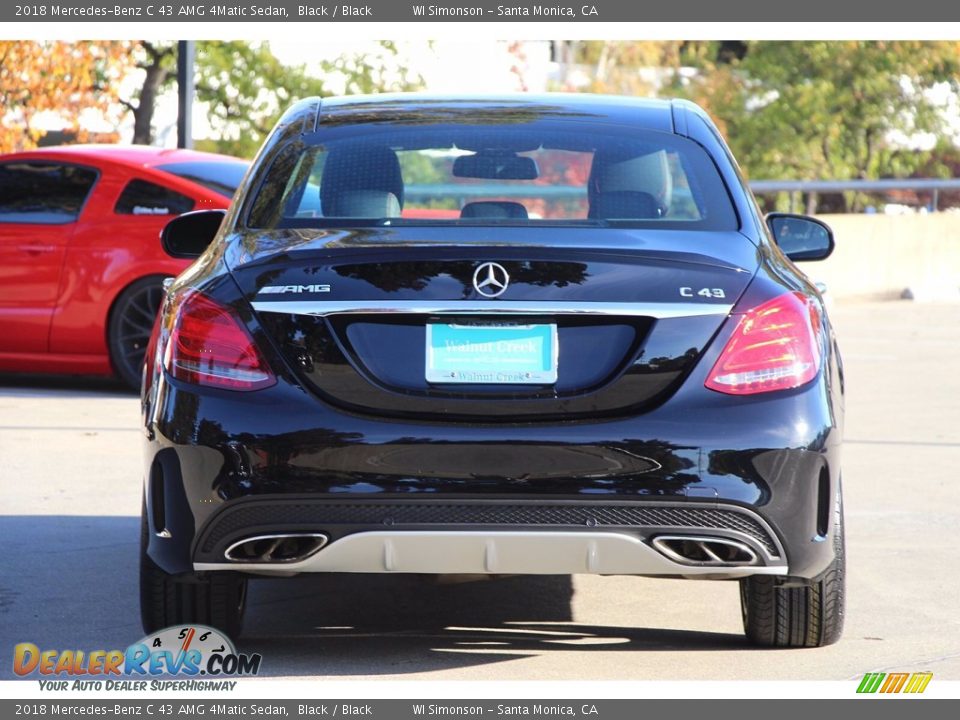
[403,179,960,211]
[749,179,960,212]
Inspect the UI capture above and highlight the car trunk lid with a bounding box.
[227,227,757,421]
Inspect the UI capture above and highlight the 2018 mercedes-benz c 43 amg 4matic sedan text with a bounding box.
[140,94,845,647]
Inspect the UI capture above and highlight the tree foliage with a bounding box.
[563,40,960,211]
[322,41,418,96]
[553,40,685,96]
[120,41,177,145]
[194,41,420,158]
[192,42,327,158]
[0,41,132,153]
[680,41,960,210]
[107,40,420,157]
[6,38,960,213]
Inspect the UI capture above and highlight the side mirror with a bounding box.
[160,209,227,259]
[766,213,835,262]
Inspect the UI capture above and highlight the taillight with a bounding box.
[705,291,822,395]
[164,291,275,391]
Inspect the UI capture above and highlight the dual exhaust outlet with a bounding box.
[651,535,759,566]
[225,533,328,563]
[223,532,759,567]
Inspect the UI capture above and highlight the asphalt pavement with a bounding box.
[1,300,959,681]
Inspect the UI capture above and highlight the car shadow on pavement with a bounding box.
[0,515,747,681]
[238,570,750,677]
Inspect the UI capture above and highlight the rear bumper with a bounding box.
[190,496,788,578]
[192,497,785,561]
[196,529,788,578]
[142,353,843,580]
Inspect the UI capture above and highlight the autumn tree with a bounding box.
[0,41,132,153]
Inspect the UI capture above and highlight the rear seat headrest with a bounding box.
[588,149,672,218]
[321,145,404,217]
[324,190,401,218]
[460,201,528,219]
[588,191,661,220]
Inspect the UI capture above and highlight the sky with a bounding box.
[270,39,553,94]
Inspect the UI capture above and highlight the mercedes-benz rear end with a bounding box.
[140,94,845,647]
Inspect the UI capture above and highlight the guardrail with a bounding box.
[748,179,960,213]
[405,179,960,211]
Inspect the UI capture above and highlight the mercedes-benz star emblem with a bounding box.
[472,262,510,298]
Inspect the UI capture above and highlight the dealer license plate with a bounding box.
[425,322,558,384]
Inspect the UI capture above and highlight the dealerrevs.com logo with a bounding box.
[13,625,261,690]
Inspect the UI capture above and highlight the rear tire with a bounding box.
[109,276,168,391]
[139,500,247,637]
[740,487,845,647]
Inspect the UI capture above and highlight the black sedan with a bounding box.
[141,93,844,647]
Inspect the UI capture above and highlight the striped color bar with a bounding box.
[903,672,934,694]
[857,673,886,693]
[857,671,933,694]
[880,673,909,693]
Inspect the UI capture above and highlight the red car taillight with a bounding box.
[705,291,823,395]
[164,291,275,391]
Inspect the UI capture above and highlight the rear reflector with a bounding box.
[705,291,822,395]
[164,291,275,391]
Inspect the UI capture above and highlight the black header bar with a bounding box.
[3,0,956,23]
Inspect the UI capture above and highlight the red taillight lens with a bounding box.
[164,291,275,391]
[705,291,822,395]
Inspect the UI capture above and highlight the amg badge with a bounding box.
[259,284,331,294]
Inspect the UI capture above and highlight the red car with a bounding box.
[0,145,247,388]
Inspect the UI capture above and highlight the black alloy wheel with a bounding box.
[109,276,168,390]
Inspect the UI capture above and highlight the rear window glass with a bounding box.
[155,161,247,198]
[247,124,737,231]
[114,179,195,216]
[0,162,98,224]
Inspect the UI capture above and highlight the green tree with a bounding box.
[117,41,421,157]
[195,41,421,158]
[683,41,960,211]
[552,40,685,96]
[193,41,326,158]
[321,41,418,96]
[120,41,176,145]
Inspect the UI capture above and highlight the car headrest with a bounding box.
[460,201,529,219]
[589,149,672,213]
[323,190,401,218]
[588,191,661,220]
[320,145,404,216]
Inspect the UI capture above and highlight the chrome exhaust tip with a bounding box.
[225,533,328,563]
[651,535,759,566]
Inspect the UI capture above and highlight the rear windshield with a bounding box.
[246,123,738,231]
[155,161,248,198]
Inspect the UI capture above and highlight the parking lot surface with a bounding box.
[2,300,959,680]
